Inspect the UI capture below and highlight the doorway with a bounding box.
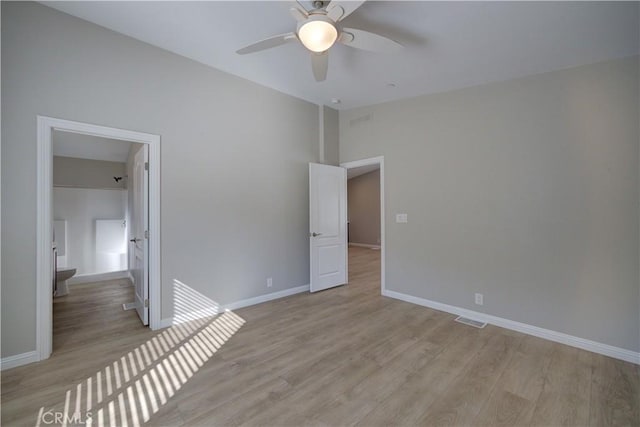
[36,116,161,362]
[341,156,385,294]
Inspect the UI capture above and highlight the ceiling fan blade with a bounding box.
[326,5,344,22]
[311,51,328,82]
[339,28,402,52]
[289,6,308,22]
[236,33,298,55]
[295,0,309,11]
[326,0,366,22]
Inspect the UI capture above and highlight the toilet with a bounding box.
[55,267,76,297]
[53,220,76,297]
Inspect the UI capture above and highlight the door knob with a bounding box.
[129,238,140,243]
[311,232,322,237]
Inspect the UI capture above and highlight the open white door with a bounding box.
[309,163,347,292]
[132,146,149,325]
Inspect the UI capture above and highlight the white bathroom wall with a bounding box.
[95,219,128,273]
[53,187,127,276]
[53,155,127,189]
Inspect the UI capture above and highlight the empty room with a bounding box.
[1,1,639,426]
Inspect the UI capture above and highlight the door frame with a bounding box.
[36,116,161,362]
[340,156,386,294]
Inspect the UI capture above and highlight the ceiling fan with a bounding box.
[236,0,403,82]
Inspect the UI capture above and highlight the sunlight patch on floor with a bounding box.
[36,280,245,427]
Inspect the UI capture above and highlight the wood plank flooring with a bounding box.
[1,246,638,426]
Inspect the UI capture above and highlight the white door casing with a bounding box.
[132,146,149,325]
[35,116,161,365]
[309,163,347,292]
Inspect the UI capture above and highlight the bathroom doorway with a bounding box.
[36,117,161,362]
[51,131,148,352]
[52,131,133,290]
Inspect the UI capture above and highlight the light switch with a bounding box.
[396,213,408,223]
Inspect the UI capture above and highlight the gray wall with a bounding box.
[323,106,339,166]
[1,2,319,357]
[53,156,126,189]
[340,56,640,352]
[348,170,380,246]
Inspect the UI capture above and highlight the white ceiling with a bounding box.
[43,1,639,110]
[53,130,132,163]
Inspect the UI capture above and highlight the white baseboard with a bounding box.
[225,284,310,311]
[349,242,381,249]
[382,289,640,365]
[1,351,39,371]
[68,270,130,285]
[159,284,310,328]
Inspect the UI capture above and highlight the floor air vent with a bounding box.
[454,316,487,328]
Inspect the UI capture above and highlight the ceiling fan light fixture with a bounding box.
[298,16,338,53]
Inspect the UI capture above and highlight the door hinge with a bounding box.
[145,230,149,239]
[144,299,149,308]
[144,162,149,171]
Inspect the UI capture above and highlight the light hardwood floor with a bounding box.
[2,247,639,426]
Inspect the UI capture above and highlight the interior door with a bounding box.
[132,145,149,325]
[309,163,347,292]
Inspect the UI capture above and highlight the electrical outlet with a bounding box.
[267,277,273,288]
[396,213,408,223]
[475,293,483,305]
